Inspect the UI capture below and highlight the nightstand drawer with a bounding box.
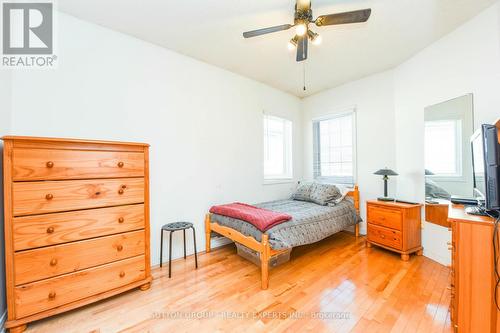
[367,205,402,231]
[367,223,402,250]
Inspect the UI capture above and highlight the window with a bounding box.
[313,111,356,184]
[263,115,292,180]
[424,119,462,177]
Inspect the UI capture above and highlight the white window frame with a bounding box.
[424,119,463,180]
[263,114,293,182]
[312,109,357,185]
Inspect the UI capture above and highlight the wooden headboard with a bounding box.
[346,185,360,215]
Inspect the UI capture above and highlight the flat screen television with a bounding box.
[471,124,500,211]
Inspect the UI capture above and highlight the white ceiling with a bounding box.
[58,0,497,97]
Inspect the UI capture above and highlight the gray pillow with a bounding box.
[425,179,451,200]
[291,182,313,202]
[309,183,342,206]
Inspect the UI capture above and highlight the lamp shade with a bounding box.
[374,168,398,176]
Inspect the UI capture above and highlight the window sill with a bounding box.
[263,179,295,185]
[427,175,465,183]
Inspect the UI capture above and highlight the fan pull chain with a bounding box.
[303,63,306,91]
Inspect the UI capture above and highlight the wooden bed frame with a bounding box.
[204,185,360,289]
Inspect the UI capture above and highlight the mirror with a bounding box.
[424,94,474,203]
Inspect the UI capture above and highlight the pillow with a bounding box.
[291,182,313,202]
[309,183,342,206]
[425,179,451,200]
[329,185,352,205]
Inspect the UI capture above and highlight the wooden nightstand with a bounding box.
[366,200,423,261]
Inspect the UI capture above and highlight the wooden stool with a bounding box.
[160,222,198,278]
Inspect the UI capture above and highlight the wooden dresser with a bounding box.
[366,200,423,261]
[448,204,500,333]
[2,136,152,333]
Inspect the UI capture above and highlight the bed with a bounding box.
[204,185,360,289]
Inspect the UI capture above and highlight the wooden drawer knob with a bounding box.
[48,291,56,300]
[46,226,55,234]
[117,161,124,168]
[118,189,124,195]
[117,244,123,251]
[380,234,385,239]
[118,217,124,223]
[45,193,54,200]
[50,258,57,266]
[119,271,125,278]
[46,161,54,168]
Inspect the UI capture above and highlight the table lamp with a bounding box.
[374,168,398,201]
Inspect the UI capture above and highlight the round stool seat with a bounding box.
[162,222,193,231]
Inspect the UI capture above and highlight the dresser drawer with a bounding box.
[13,204,145,251]
[14,255,146,318]
[14,230,145,285]
[367,223,402,250]
[12,148,144,181]
[367,205,402,231]
[12,178,144,216]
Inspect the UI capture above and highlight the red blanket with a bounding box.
[209,202,292,232]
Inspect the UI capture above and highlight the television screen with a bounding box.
[471,124,500,210]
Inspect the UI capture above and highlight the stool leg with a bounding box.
[168,231,173,278]
[183,229,187,259]
[192,227,198,269]
[160,230,163,268]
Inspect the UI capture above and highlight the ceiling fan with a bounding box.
[243,0,372,62]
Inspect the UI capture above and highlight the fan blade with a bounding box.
[243,24,292,38]
[296,35,308,62]
[315,9,371,27]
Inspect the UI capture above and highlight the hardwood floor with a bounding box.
[26,233,452,333]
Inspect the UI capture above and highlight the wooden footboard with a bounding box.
[348,185,360,238]
[205,185,360,289]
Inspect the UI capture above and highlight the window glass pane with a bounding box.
[313,112,355,183]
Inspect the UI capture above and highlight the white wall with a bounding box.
[9,13,302,265]
[394,2,500,265]
[302,71,396,234]
[0,69,12,327]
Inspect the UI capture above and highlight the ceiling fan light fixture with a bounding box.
[308,30,322,45]
[241,2,372,64]
[295,23,307,36]
[287,35,299,50]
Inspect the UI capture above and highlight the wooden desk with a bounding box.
[425,199,451,228]
[448,204,500,333]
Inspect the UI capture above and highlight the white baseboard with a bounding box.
[0,310,6,333]
[210,235,233,249]
[423,248,451,266]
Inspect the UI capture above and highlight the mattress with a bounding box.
[210,197,359,250]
